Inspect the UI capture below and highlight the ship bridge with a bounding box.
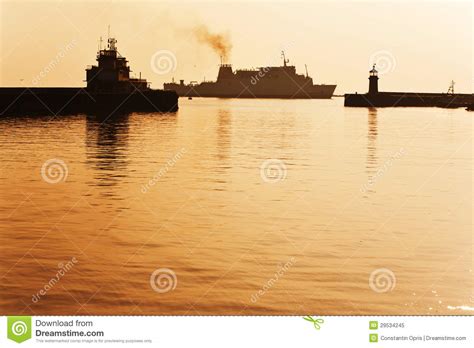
[86,36,149,93]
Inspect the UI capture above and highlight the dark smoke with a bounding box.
[193,25,232,62]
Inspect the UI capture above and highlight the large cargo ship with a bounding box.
[0,36,178,116]
[164,52,336,99]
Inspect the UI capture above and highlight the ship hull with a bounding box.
[164,83,336,99]
[0,88,178,116]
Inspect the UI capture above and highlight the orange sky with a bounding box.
[0,0,471,93]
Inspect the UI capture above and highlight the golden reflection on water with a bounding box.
[0,98,472,315]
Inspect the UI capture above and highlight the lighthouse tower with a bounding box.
[368,64,379,94]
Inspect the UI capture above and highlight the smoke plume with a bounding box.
[193,25,232,62]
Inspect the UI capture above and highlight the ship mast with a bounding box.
[281,51,289,67]
[106,25,117,51]
[447,80,455,95]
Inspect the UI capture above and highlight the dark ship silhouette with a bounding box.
[164,52,336,99]
[344,64,473,108]
[0,36,178,116]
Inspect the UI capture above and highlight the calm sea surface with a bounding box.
[0,98,472,315]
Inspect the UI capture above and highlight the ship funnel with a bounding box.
[217,64,233,81]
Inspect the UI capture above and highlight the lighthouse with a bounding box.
[368,64,379,94]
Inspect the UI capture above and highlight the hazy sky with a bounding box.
[0,0,471,93]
